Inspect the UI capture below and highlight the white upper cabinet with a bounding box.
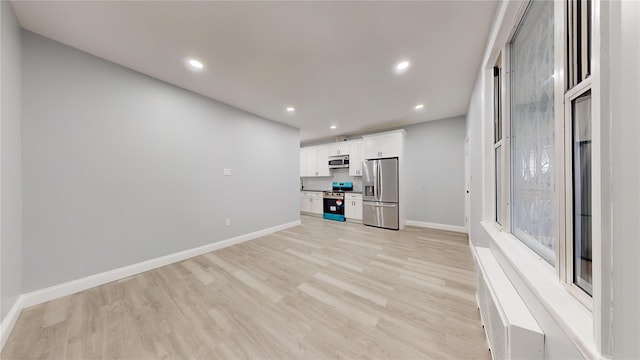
[314,145,331,176]
[348,140,364,176]
[299,148,307,177]
[363,130,405,159]
[328,142,349,156]
[302,130,404,177]
[299,147,317,177]
[300,145,330,177]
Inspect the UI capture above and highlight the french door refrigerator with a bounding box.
[362,157,399,230]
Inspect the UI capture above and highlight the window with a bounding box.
[565,0,593,299]
[569,89,592,296]
[493,57,505,227]
[567,0,591,88]
[492,0,596,303]
[509,0,556,265]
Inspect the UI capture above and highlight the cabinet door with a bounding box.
[299,149,306,177]
[300,195,311,213]
[311,197,324,214]
[380,133,401,158]
[349,140,363,176]
[345,199,363,220]
[328,142,349,156]
[315,145,330,176]
[352,200,363,220]
[305,147,317,176]
[363,136,381,159]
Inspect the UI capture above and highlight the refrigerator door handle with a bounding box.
[369,203,396,208]
[376,160,381,200]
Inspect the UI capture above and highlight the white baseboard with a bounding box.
[406,220,467,234]
[0,295,24,350]
[21,220,300,309]
[1,219,300,351]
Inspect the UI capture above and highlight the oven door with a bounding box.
[323,194,345,221]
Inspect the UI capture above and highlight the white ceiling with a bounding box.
[11,1,497,142]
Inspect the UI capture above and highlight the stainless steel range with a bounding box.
[322,182,353,222]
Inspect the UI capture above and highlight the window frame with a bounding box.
[491,0,597,309]
[563,78,594,309]
[493,54,508,230]
[492,47,512,234]
[563,0,596,308]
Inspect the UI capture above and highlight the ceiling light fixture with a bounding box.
[414,104,425,110]
[188,59,204,69]
[396,61,410,70]
[286,107,295,112]
[330,125,337,129]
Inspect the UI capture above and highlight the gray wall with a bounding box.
[1,0,23,322]
[404,116,466,227]
[21,32,300,292]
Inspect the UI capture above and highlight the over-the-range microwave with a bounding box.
[328,155,349,169]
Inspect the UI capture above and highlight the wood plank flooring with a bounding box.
[2,216,490,359]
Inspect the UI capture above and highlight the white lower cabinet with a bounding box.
[300,192,324,215]
[345,193,363,221]
[300,195,311,213]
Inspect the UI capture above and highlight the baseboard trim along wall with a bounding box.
[0,219,300,350]
[405,220,467,234]
[0,296,25,350]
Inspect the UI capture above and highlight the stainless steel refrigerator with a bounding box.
[362,157,399,230]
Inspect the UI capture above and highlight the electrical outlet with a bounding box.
[223,168,232,176]
[225,219,231,226]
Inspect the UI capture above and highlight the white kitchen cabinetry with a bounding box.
[300,191,324,215]
[300,145,330,177]
[363,130,405,159]
[348,140,364,176]
[299,148,307,177]
[328,142,349,156]
[345,193,363,221]
[299,147,316,177]
[314,145,330,176]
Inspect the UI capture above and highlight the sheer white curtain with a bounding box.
[510,0,556,265]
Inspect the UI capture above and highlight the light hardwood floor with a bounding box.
[2,216,490,359]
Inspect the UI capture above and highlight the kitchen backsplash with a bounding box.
[301,168,363,192]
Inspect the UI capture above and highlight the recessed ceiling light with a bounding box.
[286,107,295,112]
[330,125,337,129]
[395,60,410,74]
[188,59,204,69]
[414,104,425,110]
[396,61,410,70]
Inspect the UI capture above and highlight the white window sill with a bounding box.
[479,221,603,359]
